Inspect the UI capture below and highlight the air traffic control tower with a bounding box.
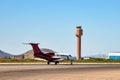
[75,26,83,60]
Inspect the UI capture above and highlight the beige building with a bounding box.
[24,50,34,59]
[13,50,34,59]
[13,55,24,59]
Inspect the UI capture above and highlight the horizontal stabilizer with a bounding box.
[23,43,39,45]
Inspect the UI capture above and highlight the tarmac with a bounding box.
[0,63,120,80]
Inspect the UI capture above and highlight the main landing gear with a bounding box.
[47,61,59,65]
[55,61,59,65]
[47,61,50,65]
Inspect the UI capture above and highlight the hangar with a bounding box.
[108,52,120,60]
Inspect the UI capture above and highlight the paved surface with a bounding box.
[0,64,120,80]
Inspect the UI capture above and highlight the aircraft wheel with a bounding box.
[70,60,73,65]
[55,61,59,65]
[47,61,50,65]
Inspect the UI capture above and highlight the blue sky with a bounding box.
[0,0,120,56]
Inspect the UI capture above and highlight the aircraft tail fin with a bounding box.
[24,43,44,57]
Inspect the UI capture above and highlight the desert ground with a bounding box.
[0,64,120,80]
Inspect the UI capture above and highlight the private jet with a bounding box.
[25,43,75,65]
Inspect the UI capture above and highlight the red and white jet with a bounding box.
[25,43,74,65]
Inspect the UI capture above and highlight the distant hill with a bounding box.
[92,54,108,58]
[83,53,108,58]
[0,50,12,58]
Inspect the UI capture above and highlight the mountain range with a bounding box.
[0,50,12,58]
